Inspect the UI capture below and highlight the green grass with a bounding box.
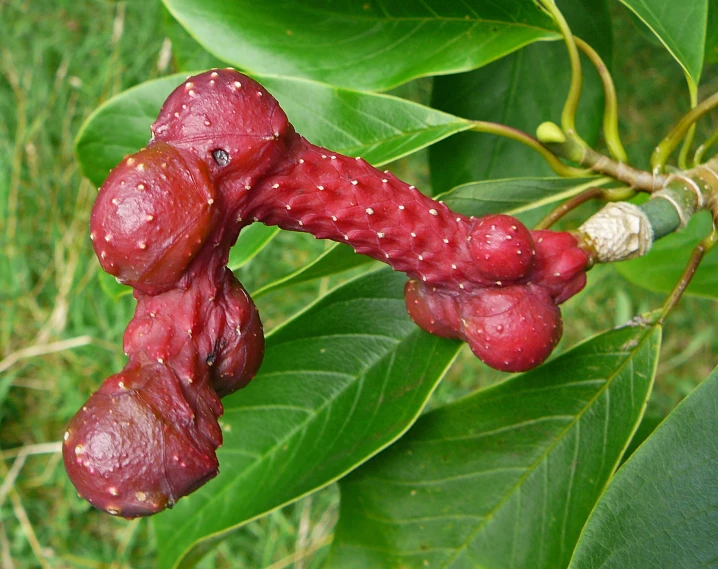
[1,1,716,567]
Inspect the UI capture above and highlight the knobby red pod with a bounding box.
[66,69,589,517]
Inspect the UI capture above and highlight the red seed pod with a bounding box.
[468,214,535,282]
[62,361,221,518]
[90,143,219,295]
[209,271,265,397]
[459,284,562,372]
[530,230,589,303]
[151,70,296,190]
[68,68,591,518]
[405,280,562,372]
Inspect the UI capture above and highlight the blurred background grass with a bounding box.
[0,0,716,567]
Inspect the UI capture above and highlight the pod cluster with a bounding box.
[64,69,588,518]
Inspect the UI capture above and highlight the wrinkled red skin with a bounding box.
[65,69,589,518]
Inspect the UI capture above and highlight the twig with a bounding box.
[0,336,93,374]
[651,91,718,175]
[263,535,333,569]
[539,0,586,146]
[574,37,628,162]
[659,229,718,324]
[534,186,635,230]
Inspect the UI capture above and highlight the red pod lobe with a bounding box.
[90,143,219,295]
[62,361,221,518]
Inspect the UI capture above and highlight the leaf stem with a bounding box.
[574,37,628,162]
[659,228,718,324]
[693,128,718,166]
[677,83,699,170]
[537,124,666,191]
[651,91,718,175]
[534,186,635,230]
[539,0,585,145]
[469,121,588,177]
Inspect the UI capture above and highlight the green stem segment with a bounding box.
[539,0,585,146]
[659,229,718,324]
[651,91,718,175]
[574,37,628,163]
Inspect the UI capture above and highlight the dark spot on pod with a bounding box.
[212,149,230,167]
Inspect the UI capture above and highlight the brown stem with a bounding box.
[659,229,718,324]
[534,186,635,230]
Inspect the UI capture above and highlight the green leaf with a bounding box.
[97,270,132,301]
[617,211,718,299]
[252,242,377,297]
[75,74,187,189]
[706,0,718,64]
[162,0,559,92]
[428,0,608,192]
[253,75,473,165]
[228,225,280,271]
[162,7,226,71]
[436,177,602,227]
[152,269,462,569]
[618,0,707,86]
[568,365,718,569]
[327,323,662,569]
[75,74,472,188]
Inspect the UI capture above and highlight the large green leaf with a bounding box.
[429,0,607,192]
[618,0,707,86]
[568,366,718,569]
[437,177,602,227]
[617,211,718,299]
[252,242,377,297]
[327,323,662,569]
[162,0,559,92]
[152,269,462,569]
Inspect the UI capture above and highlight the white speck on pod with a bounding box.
[207,198,214,205]
[411,232,417,238]
[63,431,70,441]
[138,241,146,250]
[204,120,211,126]
[74,444,84,456]
[418,254,424,260]
[185,82,194,89]
[382,178,388,183]
[136,183,145,191]
[398,205,405,210]
[104,234,112,242]
[331,215,337,221]
[351,180,358,185]
[146,214,154,221]
[299,158,304,163]
[109,487,119,496]
[234,81,242,89]
[136,492,147,502]
[286,204,291,210]
[459,283,465,289]
[452,264,457,269]
[157,358,164,364]
[317,185,324,190]
[366,207,374,215]
[111,198,119,205]
[245,185,252,190]
[188,89,196,97]
[272,183,279,188]
[429,209,438,216]
[377,232,385,238]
